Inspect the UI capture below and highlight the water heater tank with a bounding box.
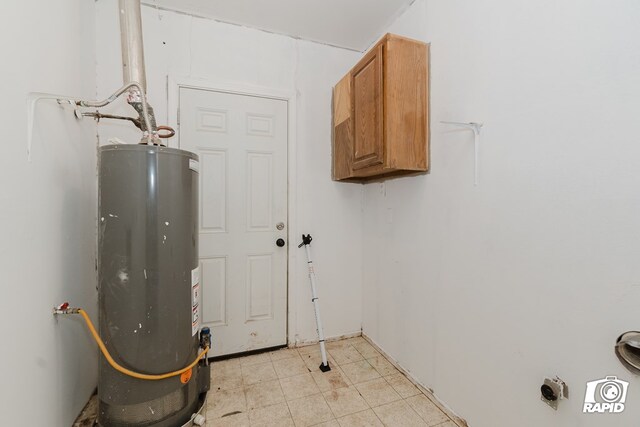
[98,145,209,426]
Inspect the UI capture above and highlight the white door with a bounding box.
[179,87,288,356]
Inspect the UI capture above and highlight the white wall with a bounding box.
[362,1,640,426]
[0,1,98,425]
[94,1,364,344]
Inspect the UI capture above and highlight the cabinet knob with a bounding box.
[276,238,286,247]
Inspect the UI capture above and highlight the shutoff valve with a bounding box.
[200,327,211,350]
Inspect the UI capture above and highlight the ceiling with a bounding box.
[141,0,415,51]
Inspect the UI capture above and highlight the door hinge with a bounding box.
[177,107,180,126]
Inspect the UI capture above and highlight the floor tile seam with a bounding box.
[433,419,456,426]
[241,384,249,415]
[206,385,247,420]
[406,391,451,417]
[380,398,424,420]
[365,356,394,377]
[351,342,378,360]
[278,373,321,400]
[404,397,438,426]
[282,396,295,424]
[333,383,375,419]
[322,387,355,421]
[370,391,404,408]
[381,373,419,398]
[357,378,404,409]
[338,407,386,426]
[285,392,333,426]
[328,344,365,364]
[245,361,279,385]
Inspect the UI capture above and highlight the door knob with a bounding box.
[276,238,286,247]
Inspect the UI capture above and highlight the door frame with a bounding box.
[168,76,298,348]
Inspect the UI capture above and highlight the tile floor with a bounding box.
[206,337,456,427]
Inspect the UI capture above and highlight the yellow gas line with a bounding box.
[74,308,208,381]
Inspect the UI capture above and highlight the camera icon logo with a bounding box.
[583,376,629,413]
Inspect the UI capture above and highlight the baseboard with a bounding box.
[292,330,363,348]
[362,333,469,427]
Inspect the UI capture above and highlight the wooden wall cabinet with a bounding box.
[332,34,429,181]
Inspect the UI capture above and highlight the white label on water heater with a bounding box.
[189,159,199,172]
[191,266,201,336]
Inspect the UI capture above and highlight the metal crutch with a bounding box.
[298,234,331,372]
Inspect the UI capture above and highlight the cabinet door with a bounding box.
[352,44,384,170]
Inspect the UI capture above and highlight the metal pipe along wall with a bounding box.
[119,0,147,93]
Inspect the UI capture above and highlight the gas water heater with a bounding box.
[51,1,211,424]
[97,145,209,426]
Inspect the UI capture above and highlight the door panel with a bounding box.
[201,256,227,326]
[246,152,273,231]
[180,87,288,356]
[246,254,273,320]
[200,150,227,232]
[352,44,384,170]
